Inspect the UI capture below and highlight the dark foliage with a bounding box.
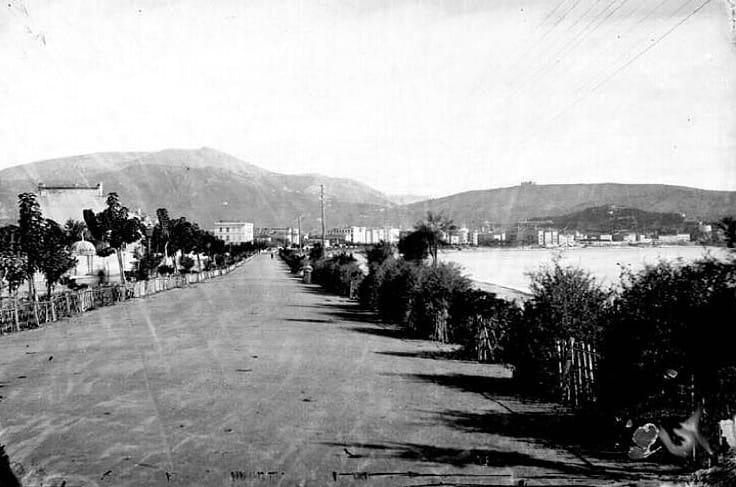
[397,230,431,262]
[312,253,364,297]
[507,259,610,396]
[407,262,471,341]
[599,256,736,432]
[449,289,522,362]
[533,205,686,234]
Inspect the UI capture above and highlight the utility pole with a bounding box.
[297,215,302,254]
[320,184,326,251]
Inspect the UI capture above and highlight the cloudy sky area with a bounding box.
[1,0,735,196]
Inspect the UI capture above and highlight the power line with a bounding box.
[509,0,711,158]
[585,0,709,96]
[471,0,585,99]
[519,0,678,114]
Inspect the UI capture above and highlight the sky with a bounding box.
[1,0,735,197]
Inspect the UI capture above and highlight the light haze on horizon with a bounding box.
[1,0,735,197]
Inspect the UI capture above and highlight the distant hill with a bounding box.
[387,193,433,206]
[385,183,736,227]
[3,153,735,233]
[530,205,687,234]
[0,147,394,229]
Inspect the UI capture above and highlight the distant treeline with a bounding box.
[529,205,688,234]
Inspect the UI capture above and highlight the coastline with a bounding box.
[472,280,532,303]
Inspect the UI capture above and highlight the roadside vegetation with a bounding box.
[282,212,736,469]
[1,192,261,331]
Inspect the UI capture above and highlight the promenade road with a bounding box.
[0,255,676,486]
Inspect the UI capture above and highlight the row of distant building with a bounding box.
[218,223,707,248]
[35,183,710,249]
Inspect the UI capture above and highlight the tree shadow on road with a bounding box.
[374,350,465,361]
[346,326,408,339]
[385,372,684,478]
[320,441,672,482]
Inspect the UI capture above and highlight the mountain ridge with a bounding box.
[1,149,735,230]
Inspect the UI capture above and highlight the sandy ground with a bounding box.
[0,255,679,486]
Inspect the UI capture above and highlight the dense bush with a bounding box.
[279,248,307,273]
[508,260,611,397]
[599,256,736,432]
[407,262,472,341]
[449,289,522,362]
[375,258,422,327]
[358,242,396,309]
[312,253,364,297]
[179,255,196,273]
[356,243,520,353]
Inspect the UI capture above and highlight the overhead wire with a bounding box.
[506,0,712,161]
[517,0,679,117]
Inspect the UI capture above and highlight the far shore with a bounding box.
[472,280,532,302]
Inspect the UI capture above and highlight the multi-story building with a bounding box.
[214,221,254,244]
[256,227,298,245]
[329,226,371,244]
[537,229,560,247]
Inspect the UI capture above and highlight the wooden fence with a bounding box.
[0,258,250,336]
[556,337,599,407]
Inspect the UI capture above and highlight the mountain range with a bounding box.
[1,148,735,231]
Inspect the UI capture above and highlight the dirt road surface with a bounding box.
[0,255,677,486]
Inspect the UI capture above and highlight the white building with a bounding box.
[456,228,469,245]
[537,229,560,247]
[37,182,106,224]
[214,221,254,244]
[386,228,401,244]
[658,234,691,244]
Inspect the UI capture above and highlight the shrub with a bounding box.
[407,262,472,341]
[157,265,175,275]
[359,243,397,309]
[279,248,306,273]
[312,253,364,297]
[508,259,611,397]
[599,256,736,434]
[179,255,195,273]
[136,253,162,280]
[375,258,423,327]
[449,289,522,362]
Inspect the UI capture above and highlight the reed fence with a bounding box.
[556,337,599,407]
[0,258,251,336]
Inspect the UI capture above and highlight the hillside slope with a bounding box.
[0,148,393,229]
[387,183,736,227]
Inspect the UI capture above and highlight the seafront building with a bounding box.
[213,221,254,244]
[256,227,299,246]
[327,226,401,245]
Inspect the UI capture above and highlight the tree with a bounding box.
[0,251,26,298]
[365,241,394,267]
[0,225,20,253]
[717,216,736,248]
[63,219,88,246]
[508,258,610,396]
[18,193,45,303]
[94,193,143,283]
[398,229,432,262]
[399,212,455,266]
[39,219,76,297]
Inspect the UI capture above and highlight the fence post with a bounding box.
[13,300,20,332]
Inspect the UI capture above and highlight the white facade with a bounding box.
[37,182,106,224]
[214,221,254,244]
[537,229,560,247]
[658,234,691,244]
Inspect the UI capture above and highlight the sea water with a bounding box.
[439,245,728,295]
